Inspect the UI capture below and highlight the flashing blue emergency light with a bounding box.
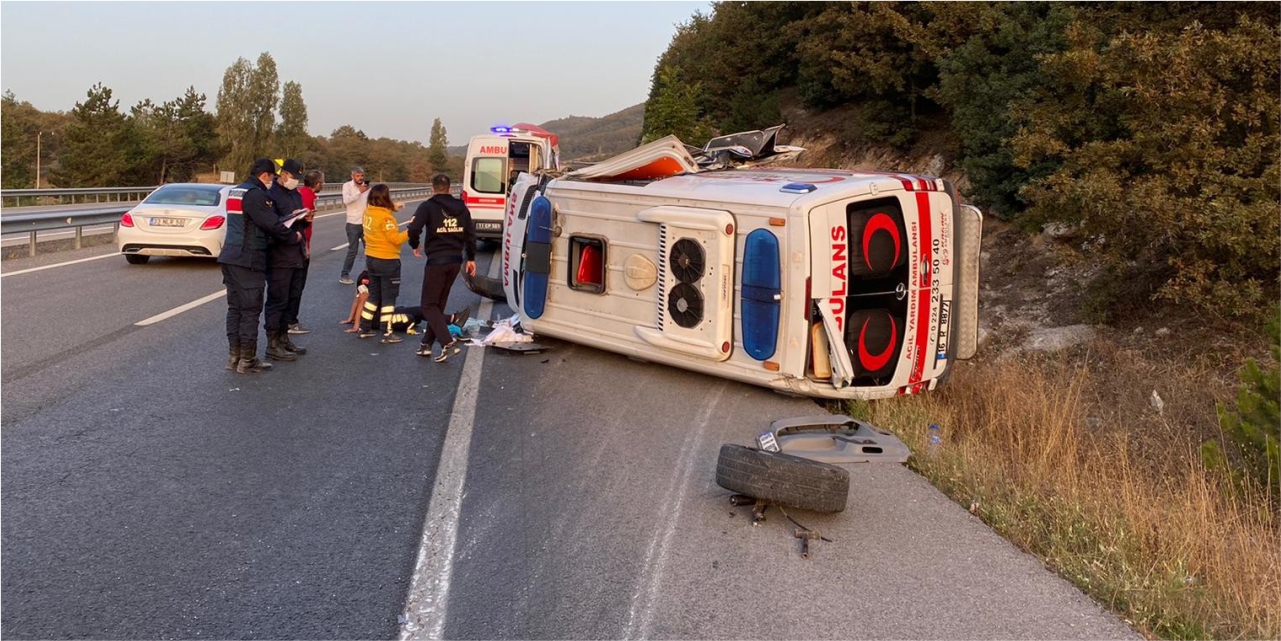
[741,229,782,361]
[491,126,512,134]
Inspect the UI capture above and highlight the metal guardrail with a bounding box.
[2,186,444,257]
[1,183,430,208]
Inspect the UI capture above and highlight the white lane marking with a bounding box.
[1,251,119,278]
[134,289,226,326]
[400,257,501,641]
[331,219,412,252]
[624,383,727,640]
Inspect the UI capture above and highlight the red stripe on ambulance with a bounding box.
[909,192,933,384]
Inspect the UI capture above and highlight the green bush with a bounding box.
[1202,311,1281,495]
[1010,13,1280,320]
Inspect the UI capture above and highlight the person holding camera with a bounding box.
[339,166,371,284]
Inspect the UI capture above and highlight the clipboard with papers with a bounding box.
[282,208,310,228]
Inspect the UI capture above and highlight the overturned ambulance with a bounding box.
[471,127,982,400]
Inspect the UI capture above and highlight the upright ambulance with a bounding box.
[460,124,560,240]
[477,133,981,400]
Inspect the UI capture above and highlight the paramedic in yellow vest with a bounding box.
[357,184,408,342]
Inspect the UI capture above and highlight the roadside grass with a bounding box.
[845,349,1280,640]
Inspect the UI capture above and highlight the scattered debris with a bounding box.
[468,315,535,348]
[1150,390,1165,415]
[758,415,910,464]
[794,528,821,560]
[492,342,548,355]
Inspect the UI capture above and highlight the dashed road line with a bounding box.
[1,252,119,278]
[134,290,226,326]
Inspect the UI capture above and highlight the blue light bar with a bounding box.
[741,229,782,361]
[491,126,511,134]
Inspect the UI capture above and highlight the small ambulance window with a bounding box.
[471,157,506,194]
[568,236,606,294]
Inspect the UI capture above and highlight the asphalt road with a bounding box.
[0,206,1136,639]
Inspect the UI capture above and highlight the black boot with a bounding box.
[280,330,307,355]
[236,343,273,373]
[226,340,240,371]
[267,333,297,361]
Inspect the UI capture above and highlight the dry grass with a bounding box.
[846,348,1280,640]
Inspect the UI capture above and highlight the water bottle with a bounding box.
[927,423,942,457]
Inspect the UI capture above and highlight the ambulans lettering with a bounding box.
[502,195,518,287]
[479,146,507,155]
[829,225,847,332]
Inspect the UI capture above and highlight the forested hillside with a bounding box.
[445,104,645,161]
[540,103,644,161]
[641,2,1280,321]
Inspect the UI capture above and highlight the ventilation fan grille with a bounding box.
[669,239,706,283]
[667,283,705,328]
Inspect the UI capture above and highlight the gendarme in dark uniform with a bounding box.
[264,158,309,362]
[217,158,307,374]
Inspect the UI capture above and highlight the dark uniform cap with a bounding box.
[280,159,304,176]
[249,158,276,177]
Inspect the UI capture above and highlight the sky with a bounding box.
[0,1,706,144]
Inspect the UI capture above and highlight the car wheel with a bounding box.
[124,254,150,265]
[715,443,849,513]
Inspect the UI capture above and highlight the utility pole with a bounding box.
[36,131,42,189]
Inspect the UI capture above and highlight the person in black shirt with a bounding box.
[406,173,477,363]
[265,158,310,362]
[217,158,307,373]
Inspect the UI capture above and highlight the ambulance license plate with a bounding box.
[151,217,185,227]
[476,221,501,231]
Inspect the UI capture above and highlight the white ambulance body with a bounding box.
[496,157,983,400]
[461,124,560,240]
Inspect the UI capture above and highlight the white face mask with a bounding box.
[261,176,274,189]
[283,177,300,190]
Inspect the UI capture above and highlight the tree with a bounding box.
[641,65,712,144]
[215,52,280,176]
[276,81,308,158]
[1011,12,1281,319]
[54,83,132,187]
[2,91,40,188]
[933,3,1073,218]
[130,87,221,183]
[173,87,220,180]
[427,118,449,171]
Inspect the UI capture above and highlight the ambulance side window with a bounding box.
[471,158,506,194]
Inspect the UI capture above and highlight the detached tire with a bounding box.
[124,254,150,265]
[715,444,849,513]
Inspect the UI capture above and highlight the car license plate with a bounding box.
[476,221,501,231]
[151,217,185,227]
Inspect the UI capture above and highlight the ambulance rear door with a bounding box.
[463,136,509,237]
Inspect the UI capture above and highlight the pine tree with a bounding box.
[427,118,449,172]
[55,83,132,186]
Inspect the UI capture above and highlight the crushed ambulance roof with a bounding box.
[634,167,933,208]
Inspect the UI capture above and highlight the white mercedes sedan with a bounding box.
[117,183,231,264]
